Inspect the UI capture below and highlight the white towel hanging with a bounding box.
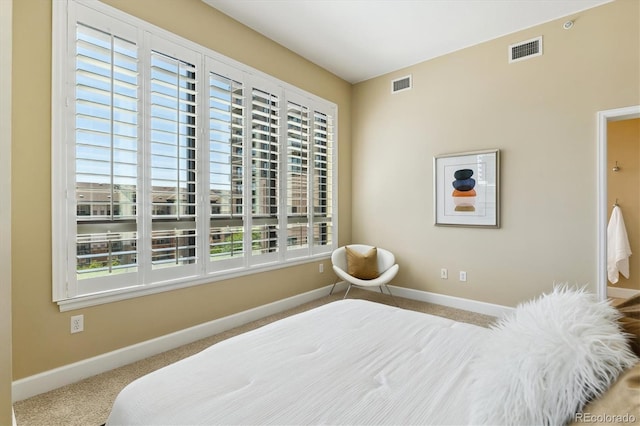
[607,205,632,284]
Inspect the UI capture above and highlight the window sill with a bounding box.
[56,254,331,312]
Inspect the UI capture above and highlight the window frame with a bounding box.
[52,0,338,312]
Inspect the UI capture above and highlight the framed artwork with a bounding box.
[434,149,500,228]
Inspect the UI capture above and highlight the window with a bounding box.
[52,0,337,310]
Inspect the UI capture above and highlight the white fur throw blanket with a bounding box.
[469,286,638,425]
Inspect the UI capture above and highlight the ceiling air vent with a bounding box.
[391,75,412,94]
[509,36,543,63]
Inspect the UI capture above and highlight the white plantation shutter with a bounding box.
[74,20,140,294]
[149,50,199,273]
[286,101,310,254]
[53,0,336,307]
[208,71,245,266]
[251,88,280,262]
[312,110,333,251]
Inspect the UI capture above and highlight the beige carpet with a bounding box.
[13,289,496,426]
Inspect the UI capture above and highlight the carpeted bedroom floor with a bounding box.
[12,288,497,426]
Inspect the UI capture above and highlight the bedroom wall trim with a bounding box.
[387,286,514,317]
[11,284,346,402]
[607,286,640,299]
[0,0,12,421]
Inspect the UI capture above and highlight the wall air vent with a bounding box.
[509,36,543,63]
[391,75,412,93]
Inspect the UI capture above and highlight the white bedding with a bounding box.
[107,299,489,425]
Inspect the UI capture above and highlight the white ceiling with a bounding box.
[203,0,611,83]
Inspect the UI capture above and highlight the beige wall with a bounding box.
[12,0,351,380]
[352,0,640,306]
[1,0,12,421]
[608,118,640,290]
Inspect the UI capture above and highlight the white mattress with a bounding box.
[107,299,489,425]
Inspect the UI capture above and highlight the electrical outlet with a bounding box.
[71,315,84,334]
[319,263,324,273]
[459,271,467,282]
[440,268,448,279]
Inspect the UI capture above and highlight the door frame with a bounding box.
[596,105,640,301]
[0,0,12,420]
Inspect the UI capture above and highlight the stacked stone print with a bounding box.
[451,168,476,212]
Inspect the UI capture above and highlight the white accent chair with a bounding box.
[329,244,399,303]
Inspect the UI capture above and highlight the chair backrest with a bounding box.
[331,244,396,274]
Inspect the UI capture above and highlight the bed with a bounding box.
[107,289,639,425]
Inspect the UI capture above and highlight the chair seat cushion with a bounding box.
[346,246,379,279]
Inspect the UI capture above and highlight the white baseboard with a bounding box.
[388,285,514,318]
[607,286,640,299]
[13,282,506,402]
[333,282,512,317]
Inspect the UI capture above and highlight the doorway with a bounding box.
[597,105,640,301]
